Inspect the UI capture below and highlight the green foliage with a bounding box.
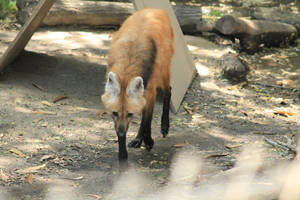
[209,9,223,17]
[0,0,17,19]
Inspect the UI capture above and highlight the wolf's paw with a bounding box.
[161,125,169,138]
[128,138,143,148]
[144,137,154,151]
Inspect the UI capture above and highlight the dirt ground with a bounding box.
[0,25,300,199]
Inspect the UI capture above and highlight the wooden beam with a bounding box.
[0,0,56,72]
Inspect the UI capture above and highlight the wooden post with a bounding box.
[0,0,56,72]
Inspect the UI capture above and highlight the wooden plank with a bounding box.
[0,0,56,72]
[133,0,196,113]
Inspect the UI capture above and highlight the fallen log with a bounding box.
[196,21,215,33]
[16,0,202,34]
[251,7,300,37]
[17,0,134,27]
[215,15,297,54]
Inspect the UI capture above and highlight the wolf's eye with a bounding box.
[112,111,118,117]
[127,113,133,118]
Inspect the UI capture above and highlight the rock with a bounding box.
[221,53,249,82]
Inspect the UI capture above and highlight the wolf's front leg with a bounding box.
[118,135,128,161]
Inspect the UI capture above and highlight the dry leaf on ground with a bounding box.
[225,143,242,149]
[261,55,273,60]
[33,118,43,123]
[274,110,294,117]
[173,141,188,148]
[41,101,52,107]
[241,111,249,116]
[97,110,106,117]
[9,148,25,157]
[16,164,46,174]
[86,194,103,200]
[277,55,288,59]
[183,105,193,115]
[53,95,68,103]
[27,173,33,184]
[33,110,56,115]
[276,79,297,87]
[40,154,55,162]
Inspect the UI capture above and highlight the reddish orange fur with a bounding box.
[102,8,174,138]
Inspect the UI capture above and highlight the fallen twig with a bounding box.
[252,131,276,135]
[16,164,46,174]
[32,83,45,91]
[85,194,103,200]
[183,105,193,115]
[61,176,84,181]
[205,153,229,159]
[275,140,297,154]
[264,137,297,154]
[33,110,56,115]
[249,81,299,91]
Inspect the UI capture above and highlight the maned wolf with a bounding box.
[101,8,174,161]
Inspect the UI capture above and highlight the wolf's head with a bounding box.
[101,71,146,137]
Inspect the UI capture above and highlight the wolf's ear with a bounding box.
[105,72,120,98]
[127,76,144,99]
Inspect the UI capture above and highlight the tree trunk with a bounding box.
[215,15,297,54]
[251,7,300,37]
[17,0,202,34]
